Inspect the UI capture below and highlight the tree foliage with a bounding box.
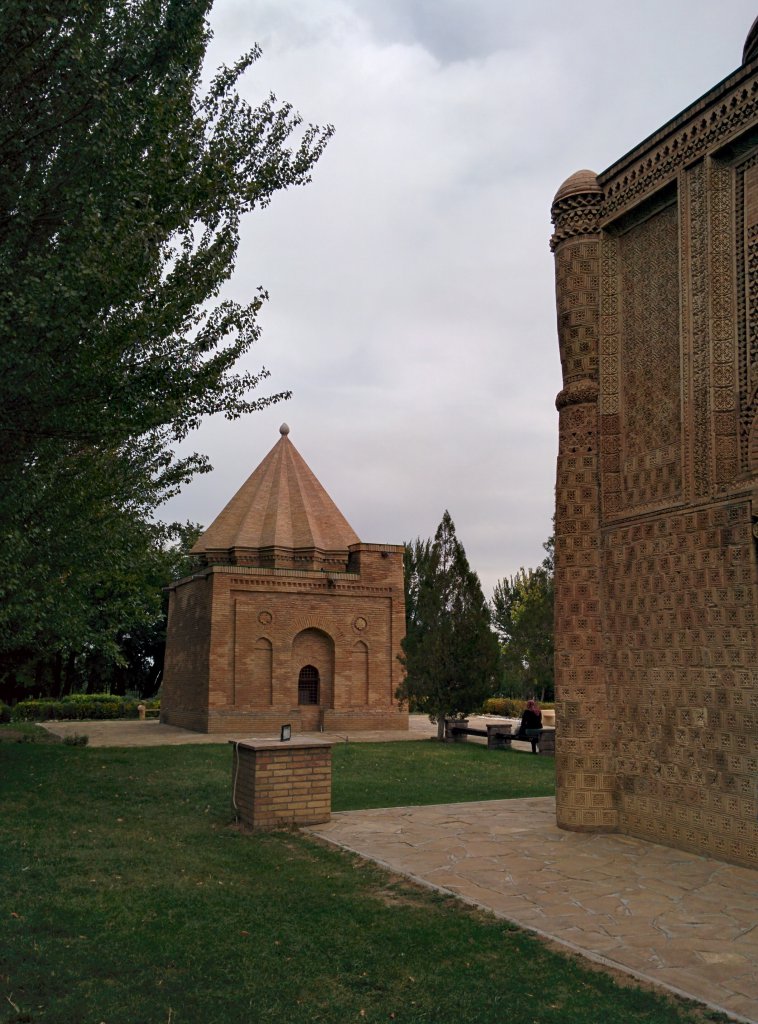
[3,521,202,702]
[490,536,554,701]
[397,512,501,740]
[62,520,203,700]
[0,0,333,692]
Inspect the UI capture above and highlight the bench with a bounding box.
[445,720,555,754]
[446,721,517,750]
[526,727,555,754]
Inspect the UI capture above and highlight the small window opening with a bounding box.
[298,665,320,705]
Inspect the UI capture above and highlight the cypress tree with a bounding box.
[398,511,501,740]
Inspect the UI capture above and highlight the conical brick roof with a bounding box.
[191,424,360,570]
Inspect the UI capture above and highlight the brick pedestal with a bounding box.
[230,738,334,830]
[486,723,514,749]
[538,728,556,756]
[445,718,469,741]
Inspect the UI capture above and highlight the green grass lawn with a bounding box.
[332,739,555,809]
[0,736,725,1024]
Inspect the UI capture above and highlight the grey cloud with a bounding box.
[162,2,758,596]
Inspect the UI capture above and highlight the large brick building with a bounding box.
[161,424,408,734]
[550,20,758,869]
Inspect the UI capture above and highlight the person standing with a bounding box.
[517,699,542,753]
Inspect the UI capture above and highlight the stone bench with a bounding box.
[526,727,555,755]
[445,719,555,755]
[445,720,517,749]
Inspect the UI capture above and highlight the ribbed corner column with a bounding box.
[551,170,617,832]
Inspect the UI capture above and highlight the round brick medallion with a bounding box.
[353,616,368,632]
[258,610,273,625]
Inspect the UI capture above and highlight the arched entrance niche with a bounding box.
[292,628,334,728]
[244,636,273,706]
[351,640,369,704]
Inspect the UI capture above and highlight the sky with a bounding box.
[160,1,758,596]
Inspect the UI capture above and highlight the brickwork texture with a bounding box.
[550,30,758,869]
[231,739,333,829]
[162,427,408,735]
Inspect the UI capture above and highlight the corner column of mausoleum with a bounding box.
[550,170,617,832]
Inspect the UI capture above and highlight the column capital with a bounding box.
[550,169,602,250]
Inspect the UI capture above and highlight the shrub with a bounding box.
[481,697,555,718]
[11,694,143,722]
[0,702,11,723]
[482,697,526,718]
[62,733,89,746]
[12,700,58,722]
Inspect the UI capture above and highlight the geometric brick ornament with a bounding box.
[551,23,758,870]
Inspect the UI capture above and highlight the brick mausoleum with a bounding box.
[161,424,408,734]
[550,19,758,869]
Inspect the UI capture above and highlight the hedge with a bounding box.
[481,697,555,718]
[11,694,160,722]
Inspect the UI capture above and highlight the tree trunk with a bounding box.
[34,658,46,700]
[53,652,64,699]
[62,651,77,697]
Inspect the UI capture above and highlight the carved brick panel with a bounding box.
[709,161,740,489]
[601,199,682,517]
[736,158,758,473]
[687,162,712,498]
[603,502,758,866]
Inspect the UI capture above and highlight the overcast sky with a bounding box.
[160,1,758,596]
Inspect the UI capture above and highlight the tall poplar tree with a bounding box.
[398,511,501,740]
[491,536,555,701]
[0,0,333,687]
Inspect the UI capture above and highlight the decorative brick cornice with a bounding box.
[601,67,758,220]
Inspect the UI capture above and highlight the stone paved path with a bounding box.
[42,714,440,746]
[309,798,758,1024]
[42,713,535,749]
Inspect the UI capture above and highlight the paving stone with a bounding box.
[308,798,758,1023]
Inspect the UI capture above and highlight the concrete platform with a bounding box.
[41,713,441,746]
[308,798,758,1024]
[41,713,534,749]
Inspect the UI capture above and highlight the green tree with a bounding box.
[491,536,554,701]
[74,520,203,699]
[3,520,202,702]
[397,511,502,741]
[0,0,332,689]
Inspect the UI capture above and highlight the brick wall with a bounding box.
[551,54,758,869]
[162,548,408,735]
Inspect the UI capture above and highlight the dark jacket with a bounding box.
[517,708,542,737]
